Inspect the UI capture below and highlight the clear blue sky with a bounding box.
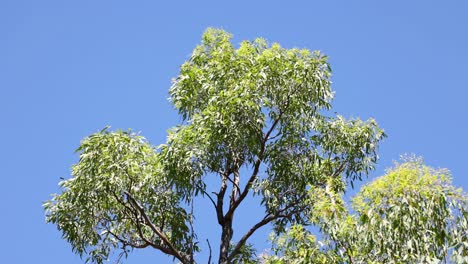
[1,1,467,263]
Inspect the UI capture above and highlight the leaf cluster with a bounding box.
[266,159,468,263]
[44,130,193,263]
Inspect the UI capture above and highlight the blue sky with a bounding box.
[1,0,467,263]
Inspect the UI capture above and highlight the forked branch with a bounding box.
[124,191,190,264]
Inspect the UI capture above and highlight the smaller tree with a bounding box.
[267,158,468,263]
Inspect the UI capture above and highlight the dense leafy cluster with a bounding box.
[266,159,468,263]
[168,28,385,234]
[44,130,194,263]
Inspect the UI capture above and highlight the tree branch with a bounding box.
[206,239,212,264]
[226,112,283,219]
[199,186,217,210]
[226,172,242,199]
[112,192,169,250]
[229,170,241,212]
[216,173,228,225]
[332,161,346,178]
[124,191,190,264]
[189,191,195,264]
[112,192,173,253]
[133,218,162,250]
[101,219,150,250]
[227,209,301,262]
[228,193,308,262]
[268,130,282,141]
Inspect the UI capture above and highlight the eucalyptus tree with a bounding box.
[44,28,385,264]
[266,159,468,263]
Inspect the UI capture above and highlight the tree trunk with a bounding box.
[218,218,233,264]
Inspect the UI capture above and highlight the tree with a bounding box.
[266,158,468,263]
[44,28,385,264]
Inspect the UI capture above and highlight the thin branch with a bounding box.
[112,192,136,214]
[199,187,217,210]
[228,193,308,262]
[130,209,175,255]
[226,172,242,198]
[267,130,282,141]
[134,218,159,249]
[124,191,190,264]
[226,111,283,219]
[229,170,241,210]
[331,161,346,178]
[104,225,150,249]
[111,192,169,251]
[206,239,212,264]
[227,208,302,262]
[110,169,192,261]
[189,189,195,264]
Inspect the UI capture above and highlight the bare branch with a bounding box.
[198,187,217,210]
[226,172,242,198]
[229,170,241,211]
[206,239,212,264]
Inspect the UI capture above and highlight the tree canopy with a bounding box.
[267,158,468,263]
[45,28,391,264]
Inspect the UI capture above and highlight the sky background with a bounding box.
[1,0,467,263]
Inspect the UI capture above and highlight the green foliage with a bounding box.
[45,28,386,263]
[229,243,257,264]
[267,159,468,263]
[170,27,384,231]
[44,130,193,263]
[351,158,468,263]
[266,224,342,264]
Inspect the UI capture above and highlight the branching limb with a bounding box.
[195,182,217,210]
[226,172,242,200]
[112,192,168,251]
[104,224,150,249]
[228,193,308,262]
[227,207,304,262]
[229,170,241,209]
[226,112,283,219]
[124,191,190,264]
[112,192,166,249]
